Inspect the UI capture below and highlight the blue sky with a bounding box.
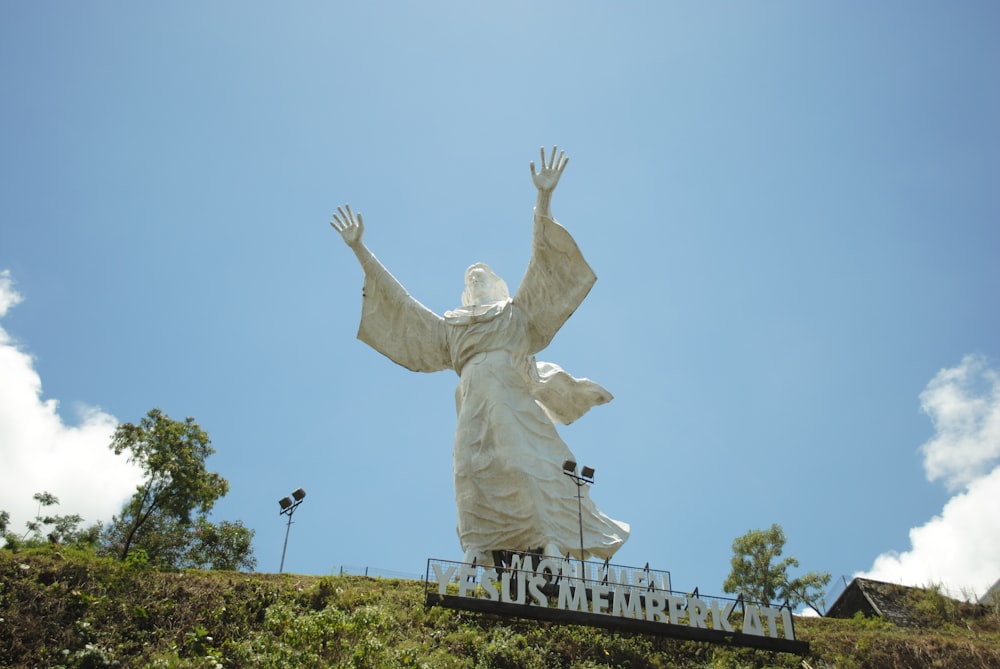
[2,2,999,603]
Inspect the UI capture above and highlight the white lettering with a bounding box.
[760,606,781,638]
[667,595,686,625]
[429,556,805,650]
[536,557,561,579]
[643,591,667,622]
[529,557,559,606]
[591,583,611,614]
[710,600,734,632]
[604,565,625,585]
[611,588,642,619]
[687,597,709,629]
[481,575,499,601]
[558,581,587,611]
[781,607,795,640]
[433,564,457,595]
[457,565,479,598]
[501,570,526,604]
[527,573,546,606]
[742,604,765,636]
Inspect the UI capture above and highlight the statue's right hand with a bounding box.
[530,145,568,193]
[330,204,364,248]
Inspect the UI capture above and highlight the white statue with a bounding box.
[331,147,629,565]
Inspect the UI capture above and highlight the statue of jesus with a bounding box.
[330,147,629,565]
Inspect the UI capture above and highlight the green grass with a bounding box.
[2,549,998,668]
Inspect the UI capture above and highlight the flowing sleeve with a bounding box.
[513,214,597,354]
[355,256,452,373]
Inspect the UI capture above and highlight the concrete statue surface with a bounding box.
[331,147,629,565]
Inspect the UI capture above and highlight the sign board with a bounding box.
[425,556,809,655]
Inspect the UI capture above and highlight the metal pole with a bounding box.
[562,462,592,575]
[575,482,585,568]
[279,508,293,573]
[277,489,305,574]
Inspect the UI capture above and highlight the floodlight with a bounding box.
[278,487,307,573]
[561,461,596,566]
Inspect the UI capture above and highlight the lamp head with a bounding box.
[292,488,306,501]
[279,496,292,510]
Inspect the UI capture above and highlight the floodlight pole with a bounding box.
[574,481,585,567]
[278,488,306,574]
[562,462,594,570]
[279,506,296,574]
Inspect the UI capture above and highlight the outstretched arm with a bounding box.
[517,145,596,353]
[330,204,376,269]
[529,146,568,219]
[328,203,451,372]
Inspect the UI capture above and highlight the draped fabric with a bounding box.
[353,215,629,559]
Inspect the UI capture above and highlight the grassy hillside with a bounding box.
[2,549,999,668]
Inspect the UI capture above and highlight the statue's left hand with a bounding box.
[330,204,364,249]
[530,146,568,193]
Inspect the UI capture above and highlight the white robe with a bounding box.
[353,214,629,559]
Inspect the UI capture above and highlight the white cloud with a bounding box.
[859,354,1000,600]
[0,270,22,316]
[920,354,1000,491]
[861,466,1000,599]
[0,270,143,538]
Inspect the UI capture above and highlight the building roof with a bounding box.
[825,577,941,627]
[980,578,1000,606]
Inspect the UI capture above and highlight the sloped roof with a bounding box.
[980,577,1000,605]
[825,577,934,627]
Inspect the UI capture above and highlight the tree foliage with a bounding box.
[102,408,254,570]
[185,518,256,571]
[1,491,100,550]
[723,523,831,615]
[2,410,255,571]
[101,511,256,571]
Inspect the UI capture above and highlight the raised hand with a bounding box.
[530,146,568,194]
[330,204,364,249]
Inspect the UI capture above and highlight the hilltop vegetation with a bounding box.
[2,549,999,668]
[2,410,256,575]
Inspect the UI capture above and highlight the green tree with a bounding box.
[722,523,831,615]
[2,491,99,550]
[184,518,256,571]
[103,408,254,570]
[102,510,257,571]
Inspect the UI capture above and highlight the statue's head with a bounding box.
[462,263,509,306]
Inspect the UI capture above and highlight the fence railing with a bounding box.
[337,564,424,580]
